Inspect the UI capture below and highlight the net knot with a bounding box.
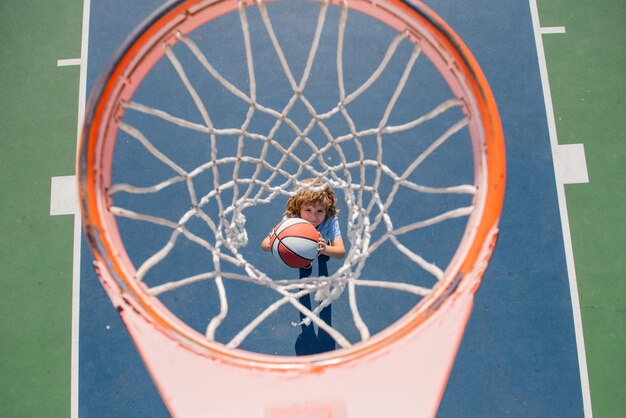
[295,282,346,327]
[225,212,248,249]
[328,283,345,303]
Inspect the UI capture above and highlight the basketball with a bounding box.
[269,218,321,268]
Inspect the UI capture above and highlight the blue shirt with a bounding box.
[316,216,341,242]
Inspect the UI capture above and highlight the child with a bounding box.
[261,178,345,260]
[261,178,345,354]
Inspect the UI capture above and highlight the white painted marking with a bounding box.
[50,175,79,216]
[554,144,590,184]
[71,1,91,417]
[70,211,82,418]
[529,1,593,417]
[57,58,82,67]
[541,26,567,35]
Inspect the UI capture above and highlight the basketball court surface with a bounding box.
[1,1,624,417]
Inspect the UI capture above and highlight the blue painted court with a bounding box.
[77,1,586,416]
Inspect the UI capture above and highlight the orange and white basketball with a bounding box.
[269,218,320,268]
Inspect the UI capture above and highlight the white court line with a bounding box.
[48,174,82,418]
[529,1,593,417]
[57,58,82,67]
[541,26,567,34]
[69,189,82,418]
[70,1,91,417]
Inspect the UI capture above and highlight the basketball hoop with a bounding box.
[79,0,505,416]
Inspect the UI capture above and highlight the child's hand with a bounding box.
[261,229,275,252]
[318,236,327,255]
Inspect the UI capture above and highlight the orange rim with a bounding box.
[78,0,505,372]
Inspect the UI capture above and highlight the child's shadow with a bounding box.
[294,254,336,356]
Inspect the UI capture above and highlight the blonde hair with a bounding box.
[285,179,338,220]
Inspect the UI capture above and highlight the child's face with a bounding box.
[299,201,327,228]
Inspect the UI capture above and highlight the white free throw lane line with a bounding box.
[57,58,83,67]
[541,26,566,34]
[529,1,593,417]
[69,1,91,417]
[49,173,81,418]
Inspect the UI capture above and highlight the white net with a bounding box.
[106,0,478,353]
